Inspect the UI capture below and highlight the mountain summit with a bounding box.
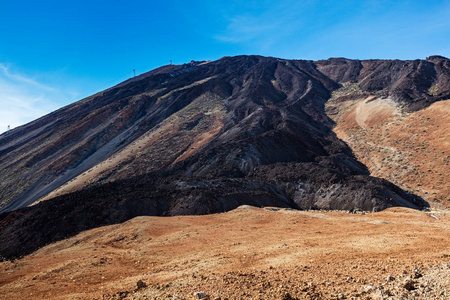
[2,55,449,258]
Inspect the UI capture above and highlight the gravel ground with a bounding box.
[102,261,450,300]
[1,206,449,300]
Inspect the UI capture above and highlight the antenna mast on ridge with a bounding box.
[133,69,135,77]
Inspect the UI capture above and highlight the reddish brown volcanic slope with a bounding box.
[2,55,450,260]
[0,63,190,212]
[4,55,446,214]
[329,98,450,205]
[1,205,450,299]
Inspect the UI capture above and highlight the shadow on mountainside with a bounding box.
[0,164,428,260]
[2,54,446,260]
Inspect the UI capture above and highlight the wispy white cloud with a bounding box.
[0,64,57,92]
[214,0,307,48]
[0,64,62,133]
[215,15,280,43]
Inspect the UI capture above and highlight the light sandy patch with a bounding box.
[354,97,399,129]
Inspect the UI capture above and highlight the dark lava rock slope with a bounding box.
[1,55,446,259]
[315,55,450,111]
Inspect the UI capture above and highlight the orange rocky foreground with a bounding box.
[1,205,450,299]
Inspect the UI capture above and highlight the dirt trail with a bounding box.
[1,206,449,299]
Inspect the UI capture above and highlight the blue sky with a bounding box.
[1,0,450,132]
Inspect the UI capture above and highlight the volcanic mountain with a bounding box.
[1,55,449,259]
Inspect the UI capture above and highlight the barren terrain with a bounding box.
[327,97,450,205]
[1,205,450,299]
[1,55,450,300]
[3,55,449,214]
[40,91,226,202]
